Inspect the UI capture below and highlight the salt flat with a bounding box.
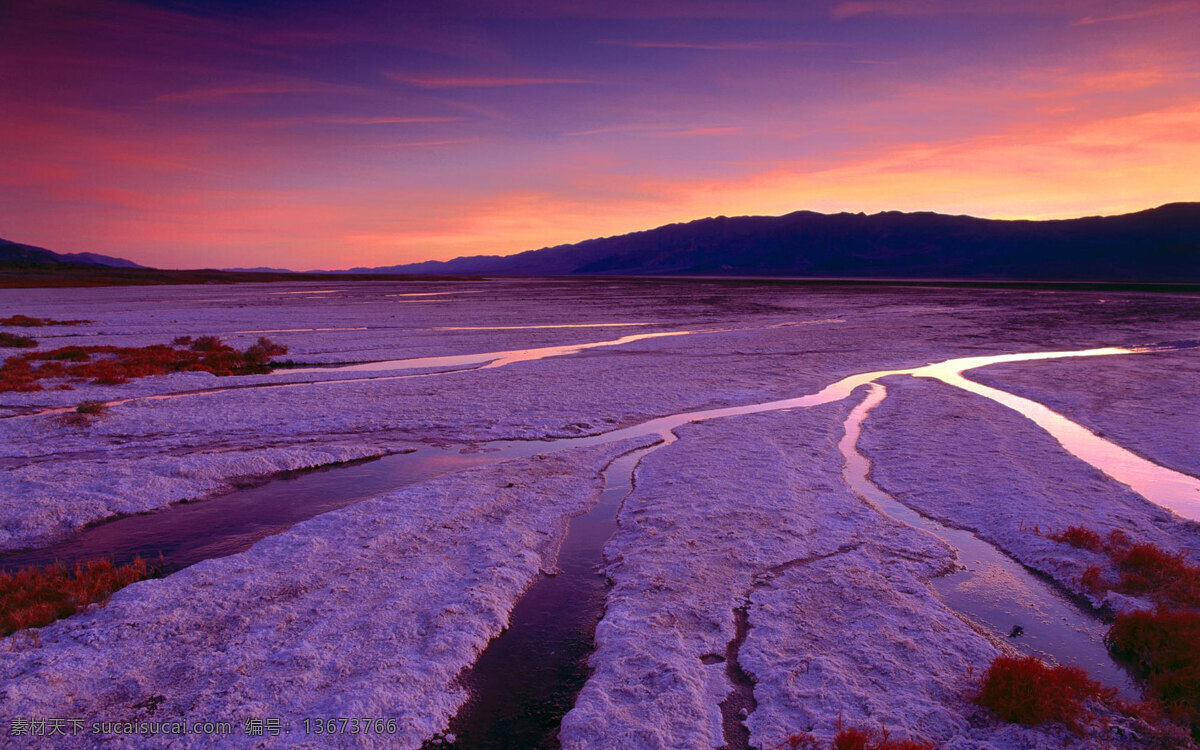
[1,279,1197,748]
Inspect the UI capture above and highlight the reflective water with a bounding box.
[232,327,369,334]
[279,331,696,374]
[840,384,1136,696]
[446,443,666,749]
[0,450,503,573]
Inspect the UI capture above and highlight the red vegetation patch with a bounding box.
[0,357,41,391]
[0,332,37,348]
[1107,529,1132,549]
[831,727,934,750]
[1046,526,1200,609]
[1048,525,1106,552]
[75,400,108,416]
[1044,526,1200,737]
[1113,544,1200,609]
[1107,608,1200,734]
[0,314,90,326]
[773,733,822,750]
[57,400,110,427]
[1080,565,1106,594]
[771,726,933,750]
[0,336,287,392]
[1,558,154,636]
[973,655,1114,734]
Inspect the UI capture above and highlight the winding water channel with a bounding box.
[840,384,1137,697]
[6,339,1199,746]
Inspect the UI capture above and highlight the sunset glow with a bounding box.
[2,0,1197,269]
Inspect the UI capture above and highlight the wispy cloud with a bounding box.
[279,115,463,126]
[566,123,741,137]
[1072,3,1192,26]
[670,126,743,136]
[597,39,842,50]
[359,138,482,149]
[154,82,354,103]
[828,1,1039,19]
[315,116,462,125]
[387,74,594,88]
[830,2,913,19]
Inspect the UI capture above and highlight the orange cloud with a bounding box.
[317,103,1200,267]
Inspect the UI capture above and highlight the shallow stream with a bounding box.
[841,383,1137,697]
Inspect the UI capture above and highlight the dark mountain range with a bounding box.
[0,238,468,288]
[222,266,297,273]
[6,203,1198,284]
[357,203,1200,282]
[0,239,147,269]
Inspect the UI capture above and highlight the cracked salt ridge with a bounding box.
[718,603,757,750]
[842,383,1137,697]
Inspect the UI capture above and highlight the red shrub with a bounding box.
[1107,609,1200,733]
[242,337,288,366]
[0,337,288,391]
[0,357,41,391]
[974,655,1114,734]
[871,740,934,750]
[1045,526,1199,609]
[1080,565,1106,594]
[0,558,153,635]
[1107,529,1132,550]
[1113,544,1200,609]
[0,315,89,327]
[771,728,932,750]
[41,346,90,362]
[1048,526,1107,552]
[773,733,821,749]
[189,335,225,352]
[0,332,37,348]
[75,400,108,416]
[828,721,933,750]
[832,728,870,750]
[76,358,130,385]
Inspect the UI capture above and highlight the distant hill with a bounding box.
[0,239,147,269]
[222,266,297,273]
[359,203,1200,282]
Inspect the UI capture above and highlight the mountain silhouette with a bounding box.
[357,203,1200,281]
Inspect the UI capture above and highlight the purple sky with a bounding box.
[1,0,1197,269]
